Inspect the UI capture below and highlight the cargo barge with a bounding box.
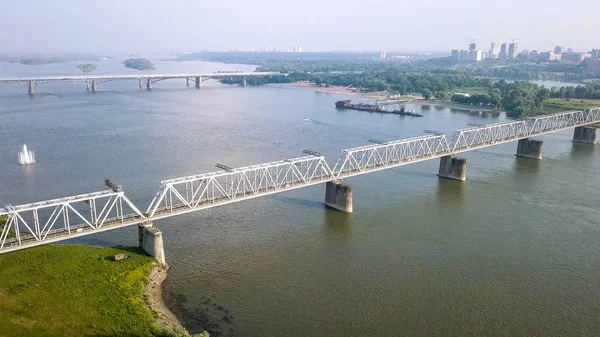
[335,100,423,117]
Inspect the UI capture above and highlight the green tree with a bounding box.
[422,89,433,100]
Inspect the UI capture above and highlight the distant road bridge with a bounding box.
[1,108,599,262]
[0,72,287,94]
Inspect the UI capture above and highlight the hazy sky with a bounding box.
[1,0,598,53]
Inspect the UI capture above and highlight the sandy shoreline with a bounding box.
[145,264,190,335]
[266,82,501,113]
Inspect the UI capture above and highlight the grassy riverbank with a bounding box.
[0,245,199,337]
[542,98,600,114]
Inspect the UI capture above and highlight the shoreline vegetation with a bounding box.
[124,58,155,71]
[0,244,205,337]
[185,52,600,117]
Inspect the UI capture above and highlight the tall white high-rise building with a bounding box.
[293,46,303,53]
[489,43,500,59]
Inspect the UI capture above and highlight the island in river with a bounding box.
[124,58,155,71]
[76,63,97,73]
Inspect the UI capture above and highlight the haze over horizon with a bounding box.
[0,0,598,54]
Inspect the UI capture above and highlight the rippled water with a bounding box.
[1,59,599,337]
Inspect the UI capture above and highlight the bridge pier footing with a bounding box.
[146,79,152,91]
[91,80,98,92]
[516,138,543,159]
[138,78,143,89]
[195,76,201,89]
[573,126,597,144]
[438,155,467,181]
[28,81,35,95]
[138,222,166,266]
[324,180,353,213]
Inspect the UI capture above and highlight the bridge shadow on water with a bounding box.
[273,195,326,210]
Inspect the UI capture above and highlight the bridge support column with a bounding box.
[186,78,190,87]
[195,76,201,89]
[438,155,467,181]
[138,78,143,89]
[27,81,35,95]
[573,126,597,144]
[516,138,543,159]
[324,180,353,213]
[241,77,247,87]
[138,222,166,266]
[146,79,152,90]
[91,80,98,92]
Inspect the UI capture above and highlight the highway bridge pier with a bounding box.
[138,222,166,265]
[195,76,202,89]
[27,81,35,95]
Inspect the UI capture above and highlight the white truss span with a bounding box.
[0,190,145,253]
[1,108,599,254]
[333,134,451,178]
[146,154,334,218]
[450,108,600,152]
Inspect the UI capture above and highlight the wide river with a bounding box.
[1,59,599,337]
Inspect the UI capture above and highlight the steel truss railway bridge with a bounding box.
[0,72,286,94]
[1,108,599,261]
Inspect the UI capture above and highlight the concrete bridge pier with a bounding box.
[516,138,543,159]
[138,222,166,266]
[146,79,152,91]
[138,78,143,89]
[27,81,35,95]
[573,126,597,144]
[91,80,98,92]
[438,155,467,181]
[241,77,247,87]
[186,78,190,87]
[324,180,353,213]
[195,76,202,89]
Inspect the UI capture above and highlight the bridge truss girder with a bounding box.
[333,134,450,177]
[146,154,334,218]
[0,190,145,252]
[450,108,600,152]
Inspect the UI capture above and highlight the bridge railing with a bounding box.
[0,190,144,251]
[146,154,334,218]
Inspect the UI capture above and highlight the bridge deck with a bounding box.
[0,72,284,83]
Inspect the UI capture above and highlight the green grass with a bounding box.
[0,245,175,337]
[542,98,600,114]
[453,87,490,95]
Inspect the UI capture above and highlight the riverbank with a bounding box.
[0,244,197,337]
[267,82,503,113]
[266,82,391,100]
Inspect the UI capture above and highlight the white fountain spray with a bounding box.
[18,144,36,165]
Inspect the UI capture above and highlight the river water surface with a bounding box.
[1,58,599,337]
